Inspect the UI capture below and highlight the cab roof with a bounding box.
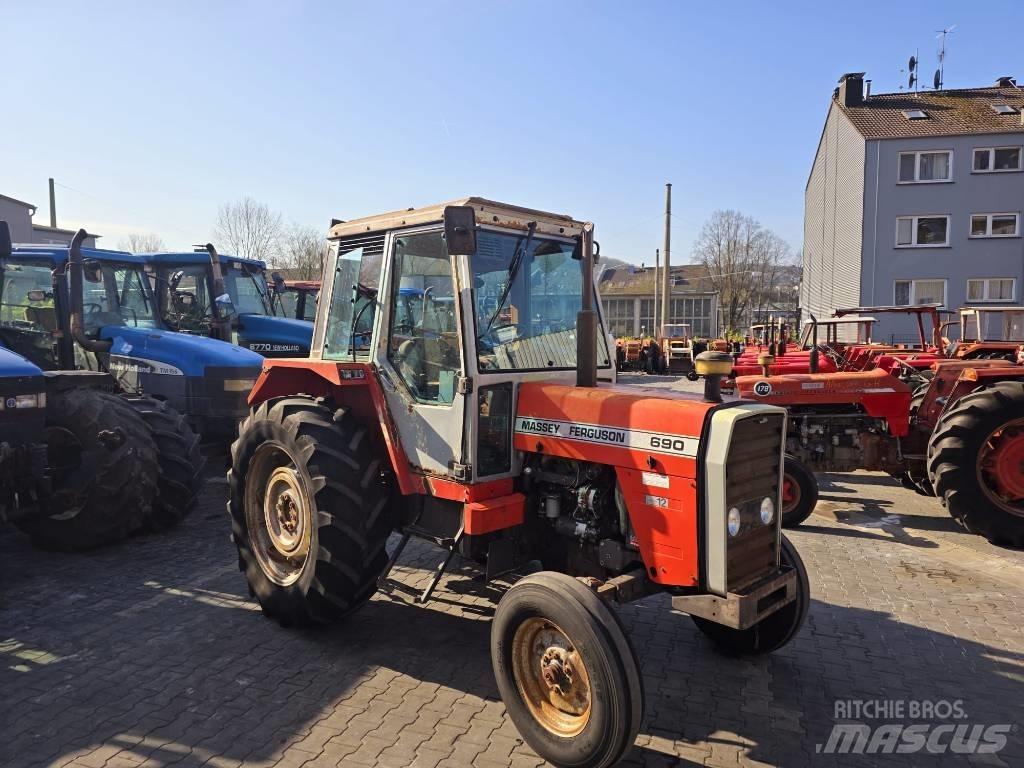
[960,305,1024,312]
[835,304,942,316]
[328,197,584,241]
[9,243,143,265]
[141,251,266,269]
[803,316,877,325]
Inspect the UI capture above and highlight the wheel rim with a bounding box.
[782,474,801,515]
[511,618,592,737]
[978,417,1024,517]
[245,442,313,585]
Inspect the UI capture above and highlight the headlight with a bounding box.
[727,507,741,537]
[760,496,775,525]
[0,393,46,410]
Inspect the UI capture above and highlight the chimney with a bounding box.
[865,79,872,99]
[837,72,866,107]
[996,76,1016,87]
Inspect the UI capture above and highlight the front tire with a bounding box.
[691,535,809,655]
[491,572,643,768]
[927,382,1024,546]
[228,396,393,626]
[781,454,817,528]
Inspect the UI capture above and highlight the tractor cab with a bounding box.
[144,249,314,357]
[269,275,320,322]
[0,234,263,439]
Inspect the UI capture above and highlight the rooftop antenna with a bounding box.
[935,25,956,90]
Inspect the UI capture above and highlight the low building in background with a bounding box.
[0,192,100,247]
[598,263,719,338]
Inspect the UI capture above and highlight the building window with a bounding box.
[638,299,656,336]
[967,278,1015,302]
[972,146,1022,173]
[669,296,713,337]
[602,298,634,337]
[969,213,1019,238]
[894,279,946,306]
[896,215,949,247]
[898,150,952,183]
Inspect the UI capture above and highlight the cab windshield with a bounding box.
[0,259,61,367]
[471,230,611,372]
[223,263,272,315]
[82,262,159,332]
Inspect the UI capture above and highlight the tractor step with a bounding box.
[377,525,465,604]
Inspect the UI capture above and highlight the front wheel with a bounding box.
[491,572,643,768]
[781,454,818,528]
[691,535,809,655]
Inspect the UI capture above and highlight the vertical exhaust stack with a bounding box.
[808,313,820,373]
[204,243,233,343]
[68,228,112,353]
[576,222,598,388]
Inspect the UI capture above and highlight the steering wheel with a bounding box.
[815,344,845,369]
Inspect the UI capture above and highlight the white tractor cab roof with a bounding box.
[959,305,1024,342]
[799,316,877,347]
[660,323,691,339]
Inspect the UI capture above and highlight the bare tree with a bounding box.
[118,232,166,253]
[214,198,283,262]
[691,210,794,336]
[274,224,327,280]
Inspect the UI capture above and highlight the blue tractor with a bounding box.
[144,246,314,357]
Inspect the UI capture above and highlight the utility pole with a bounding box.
[661,183,671,335]
[48,178,57,228]
[653,248,659,336]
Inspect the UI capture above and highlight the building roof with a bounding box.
[32,224,101,239]
[838,85,1024,139]
[597,264,714,296]
[0,193,37,210]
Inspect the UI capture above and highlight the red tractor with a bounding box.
[228,198,809,768]
[952,305,1024,362]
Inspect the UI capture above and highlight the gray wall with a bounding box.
[801,103,866,340]
[0,198,35,243]
[862,132,1024,341]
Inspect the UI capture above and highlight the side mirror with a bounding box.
[214,292,237,317]
[443,206,477,256]
[271,271,286,294]
[27,289,47,302]
[83,259,103,283]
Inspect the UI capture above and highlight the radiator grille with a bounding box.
[725,413,784,591]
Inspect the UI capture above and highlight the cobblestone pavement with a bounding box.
[2,382,1023,767]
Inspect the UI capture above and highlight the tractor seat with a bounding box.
[24,305,58,332]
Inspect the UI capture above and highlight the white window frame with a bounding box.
[894,278,947,307]
[966,278,1016,303]
[968,212,1020,238]
[897,150,953,183]
[972,146,1023,173]
[895,215,951,248]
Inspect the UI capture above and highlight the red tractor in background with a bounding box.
[952,305,1024,362]
[228,198,809,768]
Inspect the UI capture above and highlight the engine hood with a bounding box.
[236,314,313,356]
[101,326,264,377]
[0,347,45,380]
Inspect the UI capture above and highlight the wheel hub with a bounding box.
[264,467,309,557]
[511,618,591,737]
[980,419,1024,508]
[782,476,800,514]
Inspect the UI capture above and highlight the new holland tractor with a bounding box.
[1,229,265,443]
[145,247,313,357]
[227,198,810,768]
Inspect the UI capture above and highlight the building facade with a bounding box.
[0,193,99,247]
[598,264,719,338]
[803,74,1024,342]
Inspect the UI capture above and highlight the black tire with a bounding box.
[120,395,205,531]
[228,396,393,626]
[691,535,809,655]
[781,454,818,528]
[15,389,158,551]
[491,572,643,768]
[927,382,1024,546]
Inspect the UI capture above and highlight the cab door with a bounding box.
[374,227,469,479]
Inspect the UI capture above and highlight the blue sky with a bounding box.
[2,1,1021,262]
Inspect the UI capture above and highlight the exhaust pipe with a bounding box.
[694,351,733,403]
[576,222,598,388]
[808,312,819,373]
[69,228,112,353]
[203,243,232,343]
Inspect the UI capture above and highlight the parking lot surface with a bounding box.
[2,376,1022,767]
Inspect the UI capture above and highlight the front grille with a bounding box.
[726,412,784,591]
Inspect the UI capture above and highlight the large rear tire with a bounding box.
[781,454,817,528]
[691,535,809,655]
[15,389,158,552]
[228,396,393,626]
[120,395,205,531]
[927,382,1024,546]
[491,572,643,768]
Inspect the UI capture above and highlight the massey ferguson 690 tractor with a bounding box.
[228,199,809,768]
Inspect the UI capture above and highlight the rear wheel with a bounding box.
[491,572,643,768]
[120,395,205,531]
[15,389,158,551]
[928,382,1024,546]
[228,396,393,626]
[691,535,809,655]
[781,454,817,528]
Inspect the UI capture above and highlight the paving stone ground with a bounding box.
[2,377,1022,767]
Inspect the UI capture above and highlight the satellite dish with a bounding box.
[934,69,941,90]
[909,55,917,71]
[909,72,917,88]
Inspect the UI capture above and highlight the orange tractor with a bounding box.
[228,198,808,768]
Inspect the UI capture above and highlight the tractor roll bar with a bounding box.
[68,228,113,353]
[576,222,597,388]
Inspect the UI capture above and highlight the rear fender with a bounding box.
[249,359,424,495]
[918,360,1013,429]
[942,365,1024,419]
